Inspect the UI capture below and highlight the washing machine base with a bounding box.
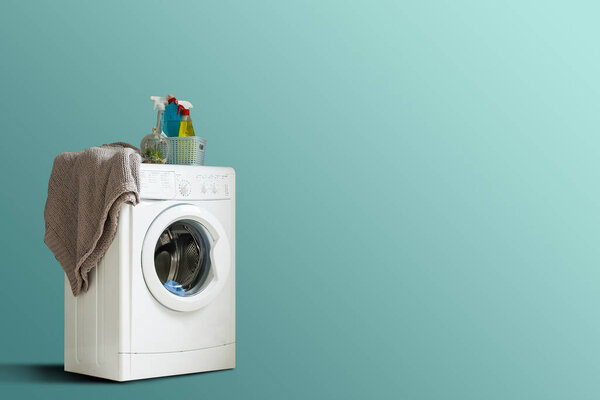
[65,343,236,382]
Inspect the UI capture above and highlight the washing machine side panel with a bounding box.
[64,204,129,381]
[117,204,134,356]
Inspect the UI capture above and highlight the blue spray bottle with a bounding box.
[162,94,182,137]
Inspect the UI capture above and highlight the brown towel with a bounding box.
[44,143,141,296]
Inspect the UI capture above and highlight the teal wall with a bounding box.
[2,0,600,398]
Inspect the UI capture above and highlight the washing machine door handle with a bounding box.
[196,211,230,284]
[208,226,230,283]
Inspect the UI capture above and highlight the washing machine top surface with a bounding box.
[139,164,234,201]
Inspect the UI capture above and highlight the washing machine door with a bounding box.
[141,204,231,312]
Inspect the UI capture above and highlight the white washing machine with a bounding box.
[64,164,235,381]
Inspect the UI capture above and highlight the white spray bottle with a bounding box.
[141,96,169,163]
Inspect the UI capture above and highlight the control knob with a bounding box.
[179,180,191,196]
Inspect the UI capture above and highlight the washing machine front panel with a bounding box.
[141,204,231,312]
[140,164,234,201]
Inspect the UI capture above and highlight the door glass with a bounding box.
[153,220,212,297]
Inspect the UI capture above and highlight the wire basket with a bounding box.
[158,137,206,165]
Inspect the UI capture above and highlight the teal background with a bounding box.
[1,0,600,398]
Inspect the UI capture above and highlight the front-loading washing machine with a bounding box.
[64,164,235,381]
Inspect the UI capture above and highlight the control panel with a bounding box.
[140,165,234,200]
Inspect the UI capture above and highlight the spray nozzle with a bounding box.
[176,100,193,115]
[177,100,193,110]
[149,96,167,111]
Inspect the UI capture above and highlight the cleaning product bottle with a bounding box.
[178,108,195,137]
[140,96,169,163]
[162,95,182,137]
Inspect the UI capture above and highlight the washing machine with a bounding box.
[64,164,235,381]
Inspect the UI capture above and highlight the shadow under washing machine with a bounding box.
[64,164,236,381]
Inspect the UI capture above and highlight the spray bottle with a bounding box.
[178,106,196,137]
[162,95,182,137]
[140,96,169,163]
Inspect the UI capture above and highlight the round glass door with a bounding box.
[142,205,231,312]
[154,220,212,297]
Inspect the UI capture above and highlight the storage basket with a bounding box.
[158,137,206,165]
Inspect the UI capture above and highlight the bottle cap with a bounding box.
[181,108,190,116]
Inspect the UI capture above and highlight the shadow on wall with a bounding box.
[0,363,110,384]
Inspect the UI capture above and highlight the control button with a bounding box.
[179,180,191,196]
[212,184,217,194]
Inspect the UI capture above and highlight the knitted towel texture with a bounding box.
[44,143,141,296]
